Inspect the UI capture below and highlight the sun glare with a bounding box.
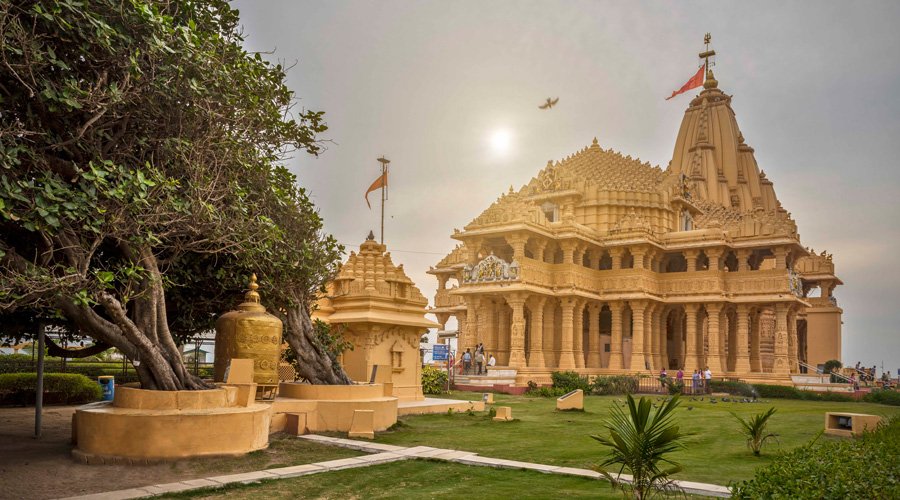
[490,128,512,155]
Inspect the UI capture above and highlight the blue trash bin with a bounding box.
[98,375,115,401]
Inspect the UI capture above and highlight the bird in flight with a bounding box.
[538,97,559,110]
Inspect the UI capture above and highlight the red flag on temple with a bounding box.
[365,171,387,209]
[665,66,705,100]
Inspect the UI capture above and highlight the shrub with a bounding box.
[863,389,900,406]
[732,407,779,456]
[592,395,688,498]
[0,373,102,405]
[708,380,757,398]
[525,385,568,398]
[421,365,448,395]
[731,415,900,499]
[590,375,638,395]
[551,371,590,393]
[667,378,684,395]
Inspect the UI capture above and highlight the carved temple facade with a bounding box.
[429,67,842,385]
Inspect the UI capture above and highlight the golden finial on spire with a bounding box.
[245,273,261,304]
[699,33,717,87]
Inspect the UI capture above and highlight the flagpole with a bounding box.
[377,156,390,244]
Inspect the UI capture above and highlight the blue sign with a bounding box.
[433,344,449,361]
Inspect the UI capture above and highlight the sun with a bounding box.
[490,128,512,155]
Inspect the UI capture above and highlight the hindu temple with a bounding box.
[429,53,842,386]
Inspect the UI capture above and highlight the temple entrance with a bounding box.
[797,319,808,372]
[665,308,684,369]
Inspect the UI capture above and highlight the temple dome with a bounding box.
[668,74,780,213]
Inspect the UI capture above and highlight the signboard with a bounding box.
[433,344,449,361]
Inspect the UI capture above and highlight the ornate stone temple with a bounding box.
[315,232,439,400]
[429,59,842,385]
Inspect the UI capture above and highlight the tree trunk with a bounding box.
[284,305,352,385]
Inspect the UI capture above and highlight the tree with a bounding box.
[591,395,688,499]
[732,407,779,456]
[0,0,348,389]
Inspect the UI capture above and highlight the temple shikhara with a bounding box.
[429,47,842,385]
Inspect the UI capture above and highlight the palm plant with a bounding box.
[732,407,779,456]
[591,394,688,499]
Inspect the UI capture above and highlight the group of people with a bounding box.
[659,367,713,394]
[460,343,496,375]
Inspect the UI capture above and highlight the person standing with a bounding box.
[703,366,712,393]
[475,349,484,375]
[692,370,700,394]
[462,349,472,375]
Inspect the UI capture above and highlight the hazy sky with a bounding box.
[233,1,900,371]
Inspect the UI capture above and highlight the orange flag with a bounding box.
[665,66,705,100]
[364,172,387,209]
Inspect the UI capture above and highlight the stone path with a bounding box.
[62,435,731,499]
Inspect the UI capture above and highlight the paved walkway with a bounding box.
[63,435,731,499]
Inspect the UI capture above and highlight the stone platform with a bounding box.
[397,397,485,416]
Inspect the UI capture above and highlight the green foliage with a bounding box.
[753,384,854,402]
[731,416,900,499]
[591,394,688,498]
[0,0,342,389]
[421,365,448,395]
[551,371,591,393]
[488,406,497,418]
[589,375,638,396]
[0,372,101,405]
[526,386,568,398]
[732,407,779,456]
[822,359,842,374]
[862,389,900,406]
[708,380,757,398]
[666,378,684,395]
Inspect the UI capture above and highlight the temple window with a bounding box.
[604,344,610,353]
[541,202,559,223]
[724,251,739,272]
[664,253,687,273]
[391,342,404,372]
[697,251,710,271]
[553,248,564,264]
[598,251,612,270]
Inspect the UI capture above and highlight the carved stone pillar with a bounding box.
[705,303,724,374]
[573,299,586,368]
[462,297,481,353]
[573,243,587,268]
[788,309,799,373]
[456,309,468,355]
[505,293,527,368]
[543,300,556,367]
[609,302,624,370]
[610,248,624,270]
[498,304,510,365]
[653,305,666,369]
[773,303,789,375]
[683,303,701,371]
[505,234,527,262]
[560,240,576,264]
[750,309,761,372]
[632,248,646,270]
[774,247,788,270]
[629,300,647,371]
[737,249,751,272]
[527,296,547,368]
[558,297,577,369]
[587,302,601,368]
[735,304,752,373]
[531,239,548,263]
[684,250,700,273]
[706,248,723,272]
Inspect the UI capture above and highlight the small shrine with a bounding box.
[314,231,439,401]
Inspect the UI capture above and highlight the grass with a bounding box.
[162,460,623,499]
[372,391,900,486]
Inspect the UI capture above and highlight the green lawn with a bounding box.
[374,392,899,486]
[164,460,622,499]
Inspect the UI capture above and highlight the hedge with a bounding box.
[753,384,854,402]
[0,373,102,405]
[731,416,900,499]
[862,389,900,406]
[590,375,639,395]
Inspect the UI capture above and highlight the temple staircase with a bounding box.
[453,368,519,393]
[792,362,854,393]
